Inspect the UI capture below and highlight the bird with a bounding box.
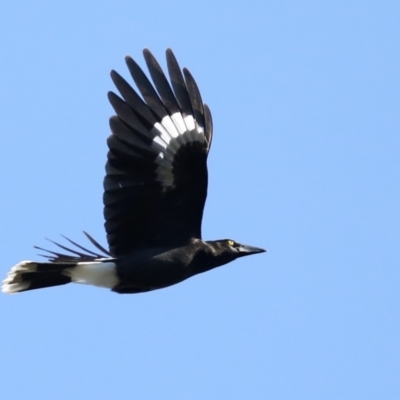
[2,49,265,295]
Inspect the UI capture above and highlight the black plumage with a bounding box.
[2,49,265,295]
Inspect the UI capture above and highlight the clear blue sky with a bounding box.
[1,1,399,399]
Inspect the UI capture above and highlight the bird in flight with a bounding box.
[2,49,265,295]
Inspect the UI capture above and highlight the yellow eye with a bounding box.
[228,240,235,246]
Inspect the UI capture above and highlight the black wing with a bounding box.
[104,49,213,257]
[34,232,112,262]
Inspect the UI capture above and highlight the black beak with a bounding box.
[237,244,266,256]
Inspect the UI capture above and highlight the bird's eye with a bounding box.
[228,240,235,246]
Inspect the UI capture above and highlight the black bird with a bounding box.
[2,49,265,295]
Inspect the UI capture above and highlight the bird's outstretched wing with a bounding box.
[104,49,213,257]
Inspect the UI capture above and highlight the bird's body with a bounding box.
[114,239,264,293]
[2,49,265,295]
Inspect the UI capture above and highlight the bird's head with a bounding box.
[205,239,266,266]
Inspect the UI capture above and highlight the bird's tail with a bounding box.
[2,261,76,294]
[2,260,118,294]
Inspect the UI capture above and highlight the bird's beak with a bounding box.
[238,244,266,256]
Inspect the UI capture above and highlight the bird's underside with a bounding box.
[2,49,265,295]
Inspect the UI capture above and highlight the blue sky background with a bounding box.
[1,1,399,399]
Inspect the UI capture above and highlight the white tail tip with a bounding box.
[2,261,37,294]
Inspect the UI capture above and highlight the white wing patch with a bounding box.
[151,112,205,190]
